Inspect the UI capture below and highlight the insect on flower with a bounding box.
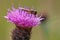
[4,6,47,40]
[4,6,44,28]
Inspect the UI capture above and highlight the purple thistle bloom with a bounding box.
[4,6,45,40]
[4,7,43,28]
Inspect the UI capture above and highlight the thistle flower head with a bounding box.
[4,6,43,28]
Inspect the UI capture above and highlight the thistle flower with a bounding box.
[4,6,43,40]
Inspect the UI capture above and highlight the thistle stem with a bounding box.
[12,26,32,40]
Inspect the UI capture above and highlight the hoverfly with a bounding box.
[19,7,47,22]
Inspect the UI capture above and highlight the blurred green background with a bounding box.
[0,0,60,40]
